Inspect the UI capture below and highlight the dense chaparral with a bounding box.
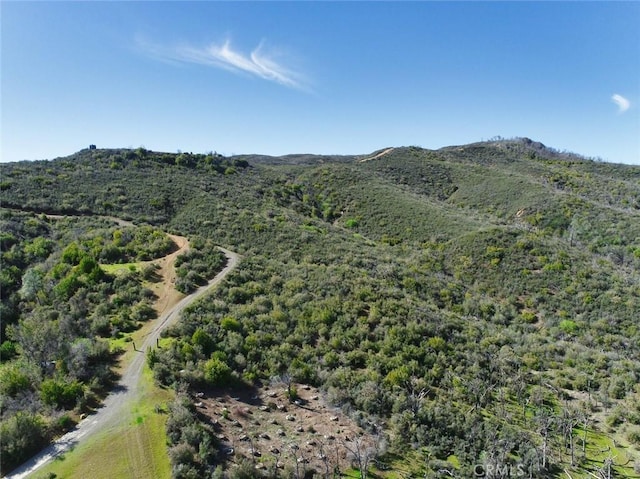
[1,139,639,478]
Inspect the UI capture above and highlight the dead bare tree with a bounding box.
[333,438,342,478]
[288,442,307,479]
[578,407,591,457]
[591,454,615,479]
[403,376,430,417]
[271,372,296,402]
[270,444,282,478]
[341,433,375,479]
[511,374,529,425]
[533,407,554,470]
[317,439,331,479]
[560,406,580,466]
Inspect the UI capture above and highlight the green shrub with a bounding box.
[0,362,31,396]
[559,319,578,335]
[0,341,18,361]
[0,413,48,475]
[191,329,214,355]
[345,218,359,228]
[40,379,83,409]
[286,383,299,402]
[220,316,241,332]
[52,414,75,434]
[61,242,85,265]
[54,273,82,299]
[203,357,232,386]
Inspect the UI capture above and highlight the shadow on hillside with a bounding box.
[196,383,264,407]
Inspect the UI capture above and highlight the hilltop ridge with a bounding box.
[1,139,639,478]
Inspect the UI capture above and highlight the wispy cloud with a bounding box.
[611,93,630,113]
[137,36,307,90]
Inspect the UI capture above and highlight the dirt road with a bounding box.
[357,147,395,163]
[5,247,239,479]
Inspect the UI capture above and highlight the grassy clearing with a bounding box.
[576,426,640,478]
[36,367,173,479]
[373,449,429,478]
[100,262,139,275]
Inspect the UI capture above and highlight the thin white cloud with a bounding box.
[611,93,630,113]
[137,36,307,90]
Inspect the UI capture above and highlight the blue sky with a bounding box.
[2,2,639,164]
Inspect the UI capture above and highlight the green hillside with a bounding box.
[1,139,639,478]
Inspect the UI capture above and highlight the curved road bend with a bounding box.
[5,247,239,479]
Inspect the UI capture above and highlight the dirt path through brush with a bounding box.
[5,220,239,479]
[358,147,395,163]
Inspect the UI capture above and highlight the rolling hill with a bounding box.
[1,138,639,478]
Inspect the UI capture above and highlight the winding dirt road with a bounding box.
[5,245,239,479]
